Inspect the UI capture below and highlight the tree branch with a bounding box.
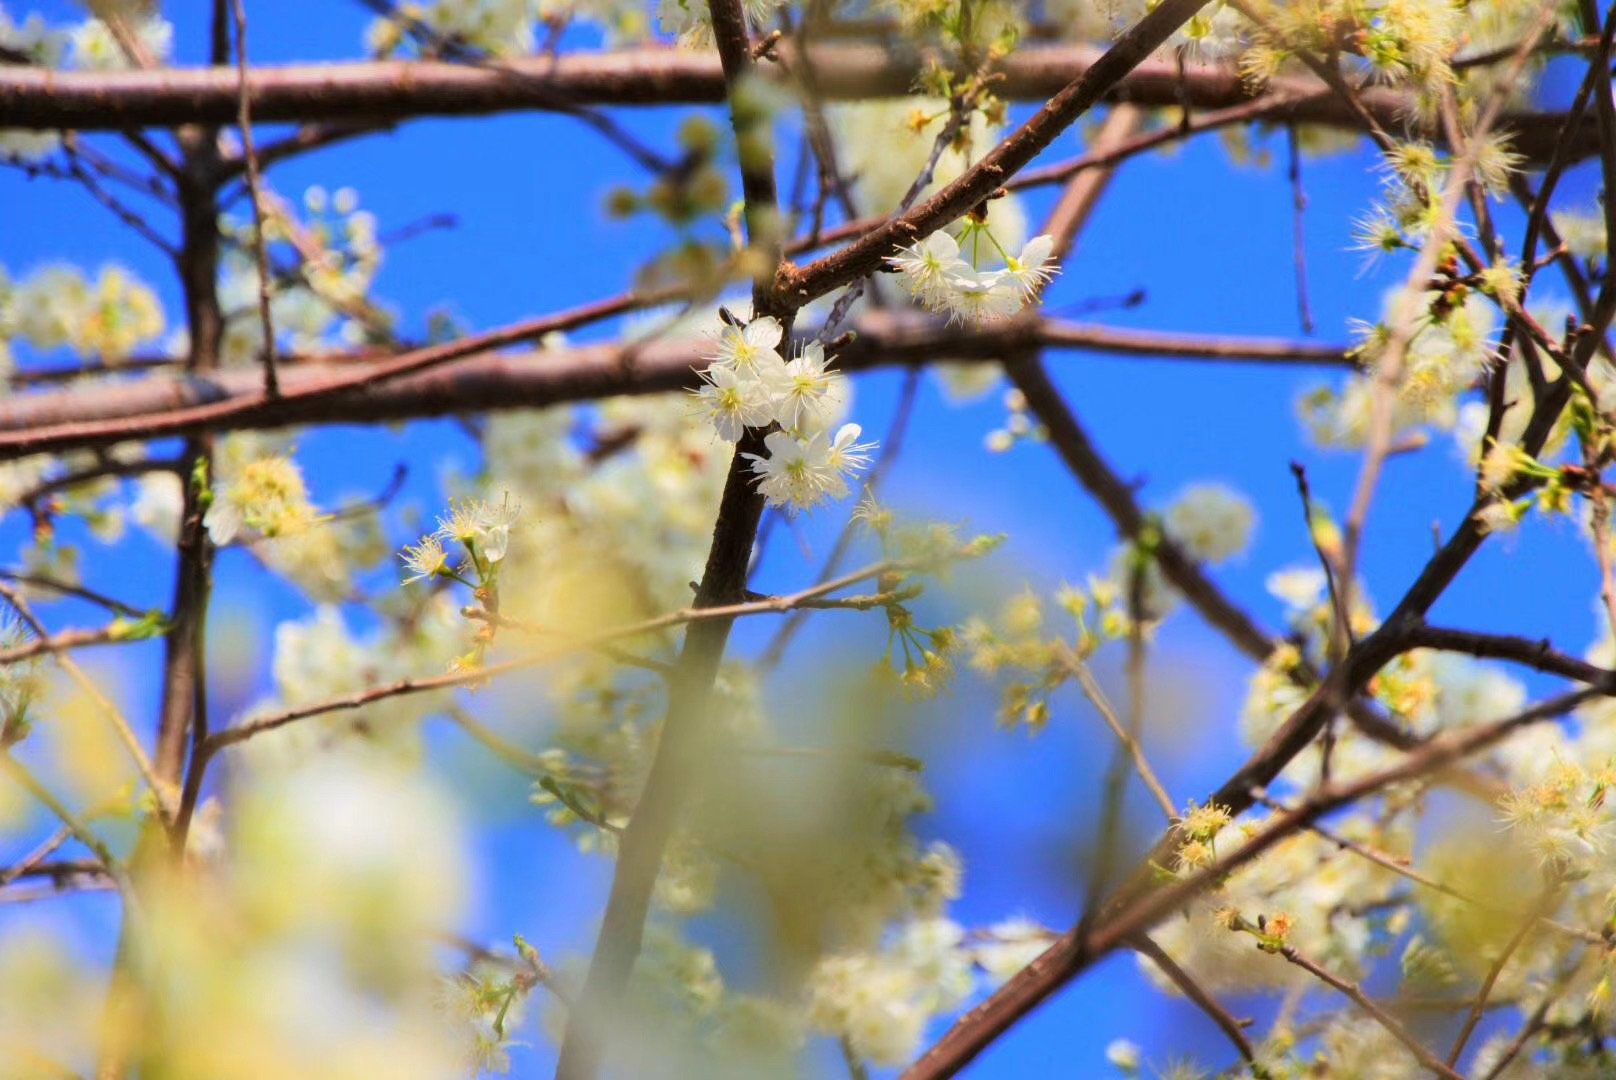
[1130,934,1257,1067]
[902,682,1604,1079]
[554,0,787,1069]
[0,314,1348,460]
[0,44,1594,167]
[776,0,1215,306]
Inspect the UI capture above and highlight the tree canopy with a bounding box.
[1,0,1615,1078]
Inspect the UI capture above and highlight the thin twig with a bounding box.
[1131,934,1257,1066]
[205,556,925,757]
[1251,793,1599,944]
[0,752,126,896]
[230,0,279,397]
[0,573,147,619]
[0,624,136,666]
[0,826,72,888]
[1274,941,1463,1080]
[1285,123,1313,335]
[1061,650,1175,823]
[1446,880,1559,1068]
[0,584,165,810]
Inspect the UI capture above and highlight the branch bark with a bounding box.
[0,44,1593,164]
[0,314,1348,460]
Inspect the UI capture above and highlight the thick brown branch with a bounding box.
[0,315,1346,459]
[0,45,1593,164]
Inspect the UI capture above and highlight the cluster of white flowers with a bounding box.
[1552,207,1610,261]
[1498,759,1616,875]
[68,13,173,71]
[0,9,174,160]
[1162,481,1256,564]
[213,185,385,368]
[807,920,971,1065]
[364,0,538,57]
[656,0,781,45]
[0,748,479,1080]
[805,914,1056,1066]
[0,262,165,363]
[401,494,522,585]
[888,230,1056,325]
[1300,290,1498,447]
[203,454,317,546]
[127,433,382,601]
[1142,809,1399,997]
[0,8,62,66]
[692,314,876,514]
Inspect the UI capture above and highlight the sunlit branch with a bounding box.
[0,314,1349,460]
[1402,624,1615,685]
[0,44,1595,168]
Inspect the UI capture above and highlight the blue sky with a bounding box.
[0,2,1608,1076]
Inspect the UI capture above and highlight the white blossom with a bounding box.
[743,423,874,514]
[774,341,847,431]
[890,231,967,310]
[888,229,1058,324]
[1105,1039,1143,1071]
[1266,565,1327,612]
[1000,235,1056,298]
[400,534,450,584]
[1163,482,1256,564]
[694,361,777,441]
[69,14,173,70]
[715,315,784,372]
